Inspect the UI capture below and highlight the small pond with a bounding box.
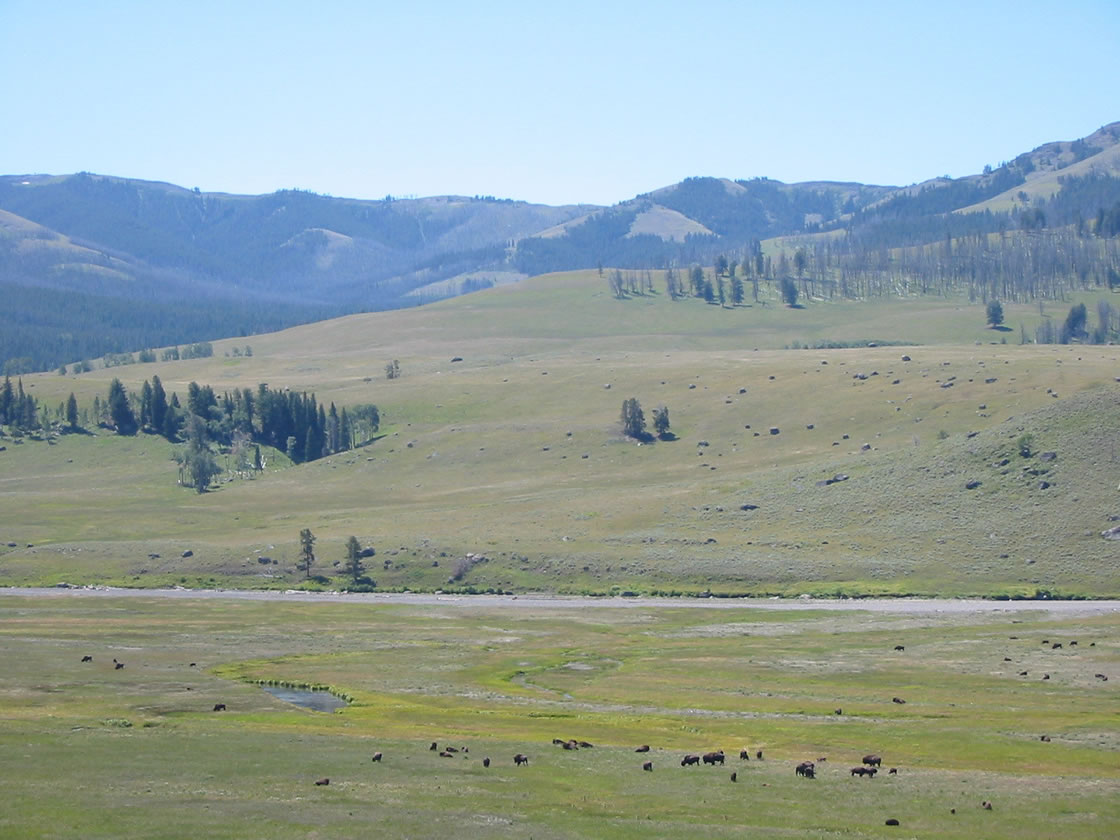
[262,685,348,712]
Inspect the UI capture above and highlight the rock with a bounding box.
[1102,525,1120,541]
[740,504,759,511]
[901,355,911,362]
[181,550,193,558]
[966,480,982,490]
[1039,451,1057,462]
[769,427,780,435]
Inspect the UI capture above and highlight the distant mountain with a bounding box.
[3,121,1119,373]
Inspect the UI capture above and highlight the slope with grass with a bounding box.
[1,270,1118,596]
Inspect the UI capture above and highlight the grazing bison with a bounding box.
[445,746,459,753]
[756,750,763,760]
[371,752,382,762]
[514,753,529,766]
[894,645,905,651]
[578,741,594,748]
[1052,643,1062,649]
[314,778,329,786]
[888,767,898,775]
[81,655,93,662]
[730,771,737,782]
[562,740,578,750]
[1040,735,1051,742]
[834,708,842,715]
[702,751,725,765]
[795,761,816,778]
[114,662,125,670]
[430,742,438,751]
[439,751,453,758]
[982,801,993,810]
[862,754,882,767]
[635,745,650,753]
[681,754,701,767]
[213,703,226,711]
[739,749,750,760]
[885,818,900,826]
[892,697,905,704]
[851,766,877,777]
[552,738,566,745]
[189,662,197,667]
[483,757,490,768]
[642,761,653,772]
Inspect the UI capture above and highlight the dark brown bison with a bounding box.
[894,645,905,651]
[371,752,382,762]
[642,761,653,772]
[212,703,226,711]
[439,751,453,758]
[888,767,897,775]
[862,754,882,767]
[314,778,329,786]
[635,745,650,753]
[885,818,900,826]
[562,740,577,750]
[834,708,842,715]
[730,771,737,782]
[851,766,877,777]
[1051,643,1062,649]
[739,749,750,760]
[81,655,93,662]
[514,753,529,766]
[483,757,490,767]
[444,746,459,753]
[851,766,868,776]
[681,754,700,767]
[552,738,565,745]
[114,662,125,670]
[982,801,992,810]
[702,751,725,765]
[796,761,815,778]
[756,750,763,760]
[578,741,593,748]
[430,742,438,751]
[891,697,905,704]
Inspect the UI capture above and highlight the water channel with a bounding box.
[261,684,348,712]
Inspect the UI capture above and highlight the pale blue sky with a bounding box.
[2,1,1117,206]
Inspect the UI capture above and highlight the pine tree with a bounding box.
[108,378,137,435]
[344,536,367,585]
[66,393,79,430]
[298,528,316,579]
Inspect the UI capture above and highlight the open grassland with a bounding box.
[2,270,1119,596]
[0,593,1117,839]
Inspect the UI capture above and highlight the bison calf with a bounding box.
[642,761,653,772]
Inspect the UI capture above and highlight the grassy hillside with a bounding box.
[2,270,1118,596]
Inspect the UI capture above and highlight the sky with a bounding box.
[2,0,1118,207]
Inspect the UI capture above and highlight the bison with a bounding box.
[702,751,725,765]
[642,761,653,772]
[483,757,490,768]
[114,662,125,670]
[430,742,438,751]
[730,771,737,782]
[796,761,816,778]
[439,751,454,758]
[371,752,382,762]
[81,655,93,662]
[514,753,529,766]
[888,767,898,775]
[213,703,226,711]
[891,697,905,704]
[862,754,882,767]
[314,778,329,786]
[681,754,701,767]
[578,741,594,748]
[739,749,750,760]
[635,745,650,753]
[894,645,905,651]
[756,750,763,760]
[885,818,900,826]
[562,740,578,750]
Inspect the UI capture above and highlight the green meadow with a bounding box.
[0,593,1116,839]
[2,270,1118,597]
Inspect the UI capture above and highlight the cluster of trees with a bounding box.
[0,376,40,431]
[88,378,381,492]
[1034,300,1118,345]
[620,398,670,441]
